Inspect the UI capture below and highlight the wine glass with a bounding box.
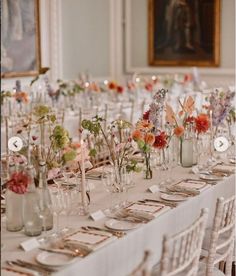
[49,186,64,236]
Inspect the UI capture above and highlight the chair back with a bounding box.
[129,251,152,276]
[160,208,208,276]
[206,196,235,276]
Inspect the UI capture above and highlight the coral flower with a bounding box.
[132,129,144,142]
[7,172,30,194]
[136,120,154,131]
[145,83,153,92]
[108,81,117,90]
[15,92,29,103]
[145,133,155,146]
[143,110,150,120]
[153,132,168,149]
[116,85,124,94]
[195,114,210,133]
[174,126,185,137]
[184,116,195,124]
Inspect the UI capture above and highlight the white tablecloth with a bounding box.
[1,166,235,276]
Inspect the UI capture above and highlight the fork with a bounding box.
[81,226,125,238]
[6,260,55,275]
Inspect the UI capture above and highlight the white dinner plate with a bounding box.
[229,158,236,164]
[36,251,76,267]
[199,174,222,181]
[160,193,187,202]
[105,219,140,231]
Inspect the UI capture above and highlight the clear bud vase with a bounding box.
[143,152,152,179]
[6,188,24,232]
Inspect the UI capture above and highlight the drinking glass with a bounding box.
[50,187,64,235]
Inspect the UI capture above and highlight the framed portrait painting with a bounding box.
[1,0,41,78]
[148,0,220,67]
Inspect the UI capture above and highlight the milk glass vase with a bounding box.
[180,124,193,168]
[6,189,24,232]
[6,164,24,232]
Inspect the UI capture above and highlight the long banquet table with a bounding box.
[1,165,235,276]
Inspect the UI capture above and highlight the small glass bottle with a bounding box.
[180,123,193,167]
[6,163,24,232]
[37,161,53,231]
[190,123,198,165]
[23,165,42,236]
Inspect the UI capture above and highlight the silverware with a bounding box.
[81,226,125,238]
[39,247,82,257]
[115,209,152,222]
[107,214,146,223]
[160,191,191,197]
[7,260,56,275]
[141,199,177,208]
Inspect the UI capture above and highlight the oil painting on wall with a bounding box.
[1,0,41,78]
[148,0,220,67]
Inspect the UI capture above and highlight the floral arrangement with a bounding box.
[44,76,60,102]
[1,90,12,105]
[17,104,80,180]
[107,81,124,94]
[81,116,140,175]
[208,90,235,128]
[57,79,84,97]
[6,171,30,194]
[15,91,29,104]
[166,96,210,138]
[132,89,169,177]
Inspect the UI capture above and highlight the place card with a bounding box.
[89,210,106,221]
[191,166,199,174]
[148,185,159,193]
[20,238,40,252]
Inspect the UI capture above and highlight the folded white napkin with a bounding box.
[176,180,209,192]
[64,230,117,251]
[125,203,170,218]
[213,164,235,174]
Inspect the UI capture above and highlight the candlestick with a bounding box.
[27,119,31,165]
[80,139,88,214]
[5,117,9,178]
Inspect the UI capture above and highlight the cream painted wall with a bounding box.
[2,0,235,87]
[60,0,110,79]
[125,0,235,84]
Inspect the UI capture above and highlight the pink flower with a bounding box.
[7,172,30,194]
[47,168,60,180]
[116,85,124,94]
[10,155,27,165]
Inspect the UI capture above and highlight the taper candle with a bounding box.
[80,140,87,207]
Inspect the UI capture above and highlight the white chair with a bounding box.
[199,196,235,276]
[129,251,153,276]
[152,208,208,276]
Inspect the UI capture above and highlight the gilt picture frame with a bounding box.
[148,0,220,67]
[1,0,41,78]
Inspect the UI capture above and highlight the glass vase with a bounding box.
[6,189,24,232]
[180,138,193,168]
[143,152,152,179]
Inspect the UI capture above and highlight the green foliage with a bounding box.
[33,105,51,118]
[89,148,97,157]
[81,117,103,136]
[62,150,77,164]
[126,159,142,173]
[1,91,12,105]
[51,125,70,150]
